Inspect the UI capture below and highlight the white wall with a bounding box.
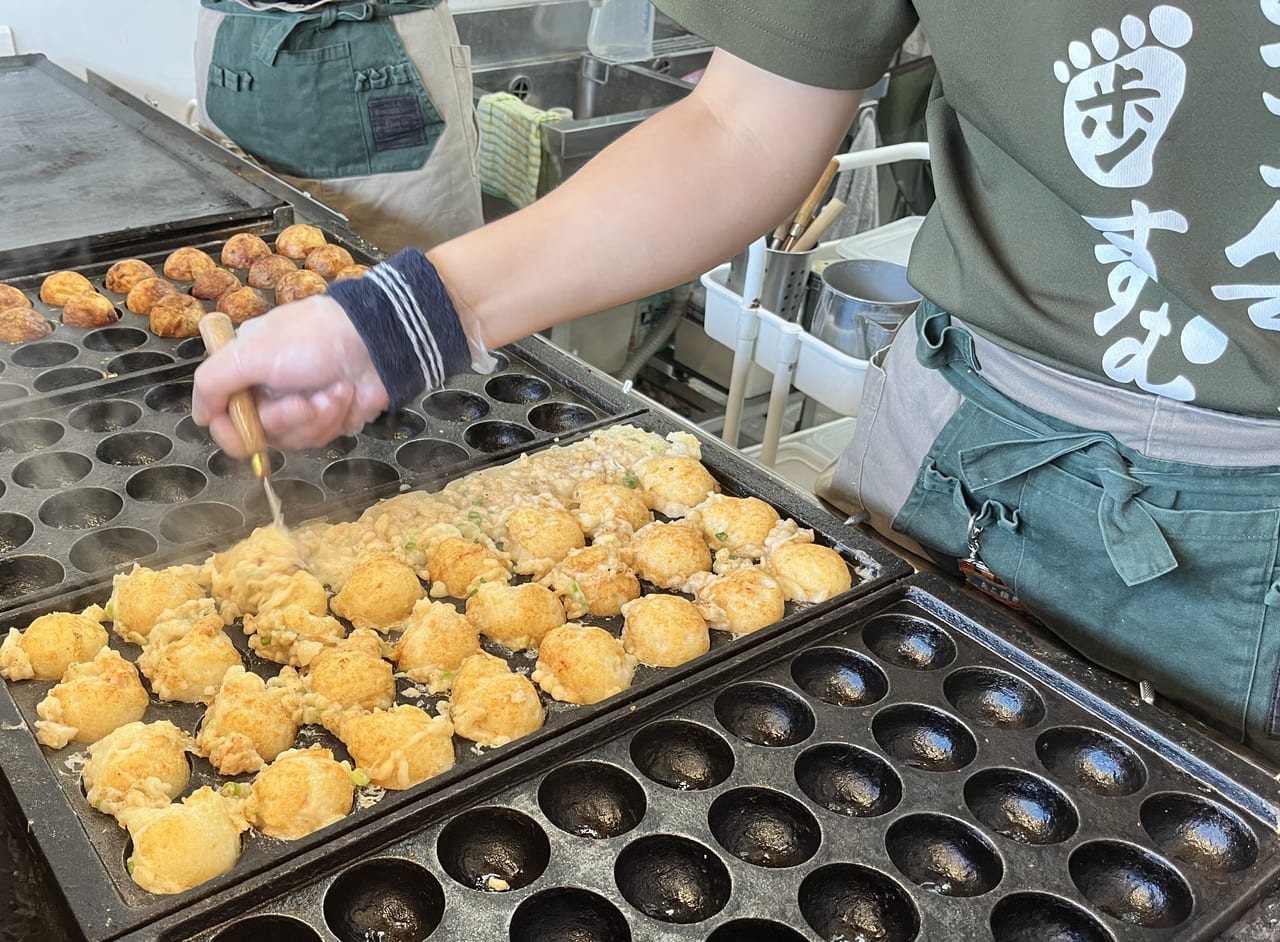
[0,1,200,120]
[0,0,557,121]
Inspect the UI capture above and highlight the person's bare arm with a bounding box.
[193,49,862,453]
[433,48,862,348]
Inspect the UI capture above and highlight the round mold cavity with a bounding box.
[885,813,1003,897]
[465,420,535,453]
[12,341,77,368]
[791,646,889,708]
[509,888,631,942]
[96,431,173,466]
[83,326,147,352]
[0,384,26,404]
[1036,726,1147,797]
[1139,792,1258,872]
[799,864,919,942]
[422,389,490,422]
[614,835,730,924]
[143,380,194,414]
[302,435,357,461]
[944,666,1047,729]
[871,704,977,772]
[0,513,34,553]
[39,487,123,529]
[211,915,323,942]
[538,761,646,839]
[175,416,212,445]
[0,555,64,602]
[990,893,1114,942]
[397,438,468,473]
[362,409,427,441]
[706,921,808,942]
[107,351,175,374]
[69,399,142,432]
[208,448,285,479]
[245,479,324,524]
[629,719,734,791]
[964,768,1078,846]
[12,451,92,488]
[323,857,445,942]
[160,502,245,544]
[437,806,550,892]
[126,465,207,503]
[34,367,102,392]
[69,527,157,572]
[485,373,551,404]
[0,418,64,453]
[794,743,902,818]
[713,682,816,747]
[322,457,399,495]
[176,336,205,359]
[1069,840,1194,929]
[527,402,596,433]
[861,612,957,671]
[707,786,820,868]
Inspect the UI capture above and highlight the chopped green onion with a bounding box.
[472,499,485,507]
[623,472,639,489]
[404,540,417,551]
[220,782,242,798]
[715,531,728,542]
[439,671,453,682]
[467,587,479,599]
[468,511,482,522]
[351,768,371,787]
[126,858,135,876]
[259,634,272,646]
[104,602,115,621]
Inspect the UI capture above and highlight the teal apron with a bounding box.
[893,302,1280,756]
[202,0,445,179]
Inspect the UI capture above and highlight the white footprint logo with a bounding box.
[1054,6,1193,188]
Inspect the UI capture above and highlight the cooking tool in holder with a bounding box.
[727,245,816,322]
[183,574,1280,942]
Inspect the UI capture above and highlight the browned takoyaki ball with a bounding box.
[126,277,178,315]
[40,271,94,306]
[150,294,205,338]
[331,264,370,282]
[62,292,120,329]
[217,286,271,324]
[274,269,328,305]
[303,244,353,278]
[0,306,53,343]
[220,232,272,269]
[247,255,298,290]
[275,224,327,259]
[0,284,30,309]
[104,259,158,294]
[163,247,217,281]
[190,268,241,301]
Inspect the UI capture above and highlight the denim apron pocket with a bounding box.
[893,301,1280,753]
[204,0,444,179]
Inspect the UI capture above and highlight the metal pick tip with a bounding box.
[250,452,268,480]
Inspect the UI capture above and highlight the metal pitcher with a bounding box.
[810,258,921,359]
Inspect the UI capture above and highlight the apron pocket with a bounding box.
[1015,463,1280,745]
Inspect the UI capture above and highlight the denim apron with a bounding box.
[201,0,444,178]
[884,302,1280,757]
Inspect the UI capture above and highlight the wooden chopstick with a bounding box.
[779,158,839,252]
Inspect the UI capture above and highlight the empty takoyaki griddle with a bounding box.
[173,574,1280,942]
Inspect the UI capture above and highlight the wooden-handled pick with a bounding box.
[199,312,285,528]
[780,158,840,252]
[198,312,271,481]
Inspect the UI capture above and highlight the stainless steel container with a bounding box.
[727,245,817,322]
[810,258,921,359]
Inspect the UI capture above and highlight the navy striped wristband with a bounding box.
[326,248,472,408]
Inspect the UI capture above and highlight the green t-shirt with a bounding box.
[654,1,1280,417]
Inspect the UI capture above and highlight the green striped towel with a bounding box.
[476,92,565,208]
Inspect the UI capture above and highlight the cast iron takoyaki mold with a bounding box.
[169,574,1280,942]
[0,227,382,408]
[0,333,645,620]
[0,413,910,941]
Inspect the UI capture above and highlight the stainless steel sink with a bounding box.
[472,53,699,192]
